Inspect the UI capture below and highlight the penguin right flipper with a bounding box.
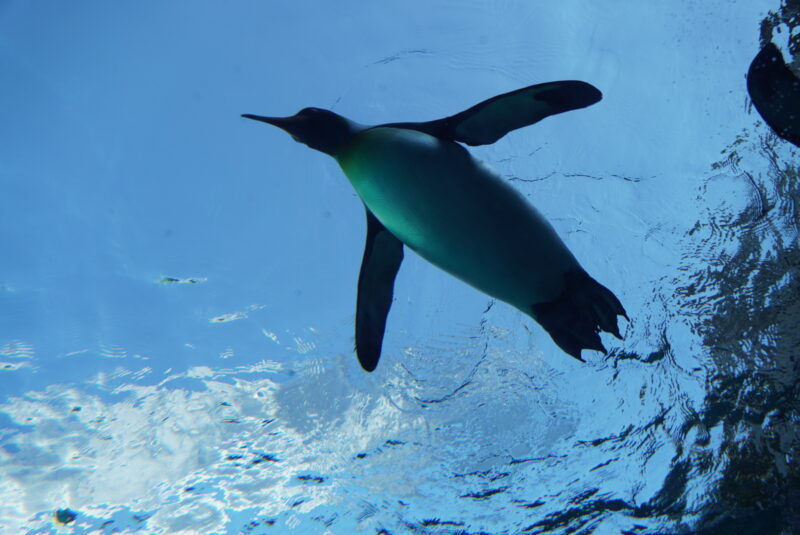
[355,209,404,372]
[388,81,602,146]
[531,268,627,361]
[747,42,800,148]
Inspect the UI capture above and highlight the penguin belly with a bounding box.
[338,127,579,312]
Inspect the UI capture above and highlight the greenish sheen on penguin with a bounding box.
[243,81,628,372]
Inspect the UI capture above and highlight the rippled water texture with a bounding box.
[1,1,798,534]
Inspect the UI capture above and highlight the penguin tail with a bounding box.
[530,268,627,361]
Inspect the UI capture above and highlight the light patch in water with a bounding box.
[1,340,35,360]
[209,304,265,323]
[293,337,316,355]
[261,329,280,344]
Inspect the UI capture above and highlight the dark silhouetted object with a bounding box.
[747,42,800,148]
[243,81,626,371]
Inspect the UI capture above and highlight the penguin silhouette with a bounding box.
[243,81,627,371]
[747,42,800,148]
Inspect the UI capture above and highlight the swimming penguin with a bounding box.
[243,81,627,371]
[747,42,800,148]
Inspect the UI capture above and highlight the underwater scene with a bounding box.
[1,1,799,534]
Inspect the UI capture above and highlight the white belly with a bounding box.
[337,127,578,310]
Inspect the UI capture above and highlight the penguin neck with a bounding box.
[311,118,368,158]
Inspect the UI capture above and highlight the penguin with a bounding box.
[243,80,627,372]
[747,42,800,148]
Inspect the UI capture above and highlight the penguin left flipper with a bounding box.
[387,81,602,146]
[355,209,404,372]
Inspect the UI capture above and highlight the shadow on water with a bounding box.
[688,140,800,533]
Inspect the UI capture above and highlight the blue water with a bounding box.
[1,1,798,534]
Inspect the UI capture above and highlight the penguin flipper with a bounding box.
[355,209,404,372]
[747,42,800,148]
[531,268,627,362]
[390,81,602,146]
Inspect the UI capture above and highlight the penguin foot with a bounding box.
[531,268,627,361]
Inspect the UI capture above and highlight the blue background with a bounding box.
[1,1,797,534]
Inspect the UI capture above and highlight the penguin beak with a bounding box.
[242,114,305,141]
[242,114,293,129]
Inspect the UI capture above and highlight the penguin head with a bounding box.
[242,108,359,156]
